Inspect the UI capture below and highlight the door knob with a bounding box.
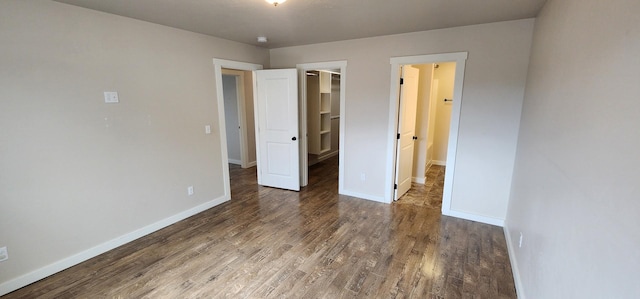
[292,137,297,141]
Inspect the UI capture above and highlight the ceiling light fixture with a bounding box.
[265,0,286,6]
[257,36,268,43]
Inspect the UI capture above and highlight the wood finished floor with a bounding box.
[4,157,516,298]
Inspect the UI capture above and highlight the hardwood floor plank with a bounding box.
[3,157,516,298]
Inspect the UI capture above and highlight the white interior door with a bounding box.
[394,66,420,200]
[255,69,300,191]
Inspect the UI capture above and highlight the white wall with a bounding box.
[222,75,242,163]
[0,0,268,294]
[432,62,456,164]
[426,67,438,167]
[271,19,534,219]
[505,0,640,298]
[412,64,434,182]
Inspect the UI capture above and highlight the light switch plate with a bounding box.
[0,247,8,262]
[104,91,119,103]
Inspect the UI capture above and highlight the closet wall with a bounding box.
[412,64,434,183]
[431,62,456,164]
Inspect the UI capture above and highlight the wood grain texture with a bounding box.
[3,157,516,298]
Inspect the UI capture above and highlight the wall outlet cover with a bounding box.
[104,91,119,103]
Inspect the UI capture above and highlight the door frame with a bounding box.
[386,52,467,214]
[213,58,263,199]
[221,69,252,168]
[296,61,347,191]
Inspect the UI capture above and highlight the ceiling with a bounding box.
[53,0,547,49]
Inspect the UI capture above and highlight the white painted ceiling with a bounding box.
[53,0,547,49]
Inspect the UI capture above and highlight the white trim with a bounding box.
[432,160,446,166]
[213,58,263,195]
[213,59,264,72]
[227,158,242,165]
[0,196,229,296]
[426,160,433,171]
[442,209,505,227]
[504,225,526,299]
[245,160,257,168]
[340,190,387,203]
[412,177,426,184]
[318,151,339,161]
[386,52,468,211]
[308,151,339,167]
[296,61,347,193]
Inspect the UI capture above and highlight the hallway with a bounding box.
[397,165,446,209]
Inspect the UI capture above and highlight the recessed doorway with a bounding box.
[297,61,347,191]
[387,52,468,215]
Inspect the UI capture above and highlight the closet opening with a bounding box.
[386,52,467,212]
[296,61,347,191]
[393,63,456,207]
[305,69,341,184]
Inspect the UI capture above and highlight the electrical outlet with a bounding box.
[187,186,194,196]
[360,173,366,181]
[0,247,8,262]
[519,232,524,248]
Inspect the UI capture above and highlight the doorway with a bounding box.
[213,59,263,200]
[221,69,257,169]
[387,52,468,214]
[214,59,347,196]
[304,69,341,184]
[393,62,456,206]
[297,61,347,191]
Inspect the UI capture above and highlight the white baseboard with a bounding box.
[432,160,446,166]
[228,159,241,165]
[442,208,505,227]
[504,225,526,299]
[243,160,257,168]
[340,189,388,204]
[318,151,339,161]
[308,151,339,167]
[412,176,426,184]
[0,195,230,296]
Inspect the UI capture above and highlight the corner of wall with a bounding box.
[503,224,526,299]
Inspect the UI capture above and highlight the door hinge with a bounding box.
[400,78,404,85]
[394,184,398,190]
[397,133,400,139]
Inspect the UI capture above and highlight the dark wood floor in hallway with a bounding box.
[4,156,516,298]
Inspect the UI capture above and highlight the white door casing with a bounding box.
[394,66,420,200]
[255,69,300,191]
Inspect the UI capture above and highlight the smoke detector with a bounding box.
[265,0,287,6]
